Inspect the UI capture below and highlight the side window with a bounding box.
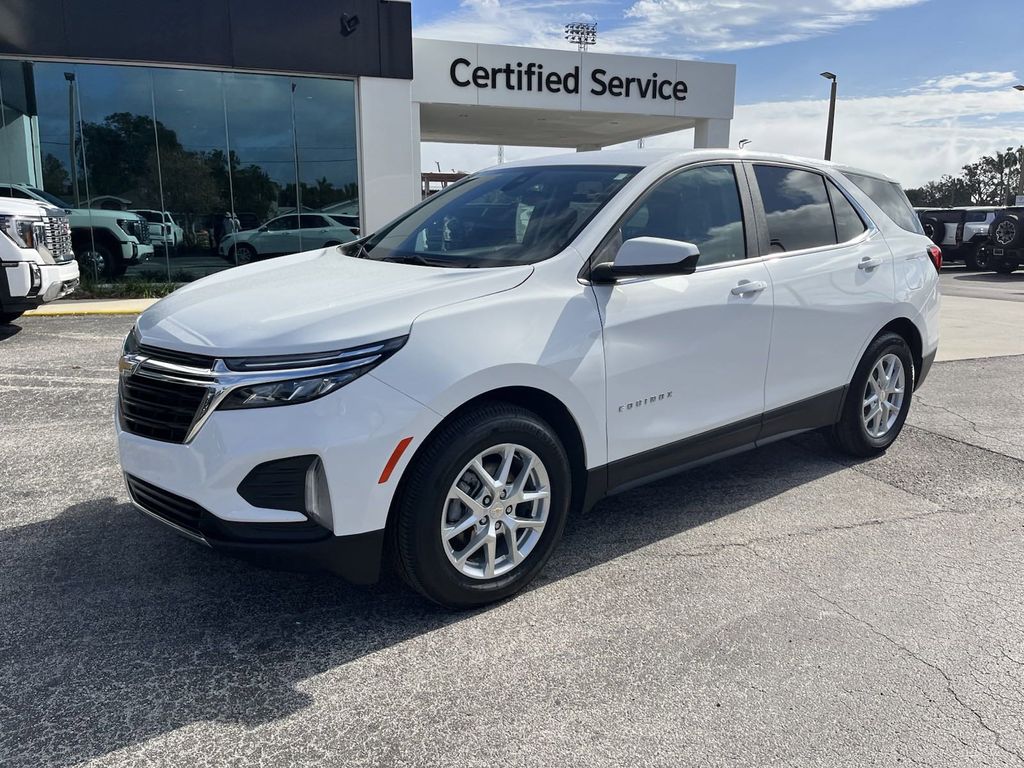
[266,215,297,231]
[827,180,867,242]
[754,165,837,252]
[299,215,329,229]
[612,164,746,267]
[842,172,924,234]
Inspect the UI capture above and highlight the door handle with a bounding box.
[858,256,883,270]
[731,279,768,296]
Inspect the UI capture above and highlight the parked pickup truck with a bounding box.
[916,207,1000,270]
[977,208,1024,274]
[0,183,153,279]
[0,197,79,323]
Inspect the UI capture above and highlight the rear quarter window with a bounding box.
[842,172,924,234]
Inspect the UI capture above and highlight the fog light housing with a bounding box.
[29,262,42,294]
[304,457,334,530]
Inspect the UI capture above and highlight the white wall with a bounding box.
[357,77,420,232]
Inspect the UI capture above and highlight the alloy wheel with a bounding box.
[441,443,550,580]
[862,353,905,439]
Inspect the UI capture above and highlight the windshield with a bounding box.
[360,165,639,267]
[27,187,73,209]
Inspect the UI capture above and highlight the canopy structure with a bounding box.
[412,39,736,152]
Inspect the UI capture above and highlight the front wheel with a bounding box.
[394,404,571,608]
[830,332,914,458]
[232,243,257,265]
[0,311,24,323]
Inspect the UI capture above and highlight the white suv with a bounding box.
[116,150,940,608]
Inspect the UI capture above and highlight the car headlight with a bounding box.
[217,336,407,410]
[122,325,141,356]
[0,214,45,250]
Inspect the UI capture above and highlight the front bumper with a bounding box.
[125,473,386,582]
[116,371,441,581]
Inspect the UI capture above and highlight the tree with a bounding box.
[41,153,70,197]
[906,146,1024,207]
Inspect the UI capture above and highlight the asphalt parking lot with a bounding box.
[2,276,1023,767]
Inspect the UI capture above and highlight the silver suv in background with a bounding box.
[917,207,999,270]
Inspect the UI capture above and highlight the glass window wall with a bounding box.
[0,59,359,282]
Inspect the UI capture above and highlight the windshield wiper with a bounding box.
[378,253,445,267]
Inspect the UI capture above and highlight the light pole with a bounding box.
[821,71,837,161]
[1014,86,1024,204]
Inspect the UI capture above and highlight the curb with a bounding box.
[25,299,159,317]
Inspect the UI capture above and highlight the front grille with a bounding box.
[126,474,205,533]
[125,218,151,244]
[120,374,209,443]
[42,216,73,262]
[139,344,217,370]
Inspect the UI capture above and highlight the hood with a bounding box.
[0,198,57,217]
[137,249,533,356]
[68,209,141,222]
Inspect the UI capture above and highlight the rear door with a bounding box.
[746,162,895,428]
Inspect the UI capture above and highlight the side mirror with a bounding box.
[590,237,701,283]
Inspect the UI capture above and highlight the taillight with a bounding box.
[927,245,942,272]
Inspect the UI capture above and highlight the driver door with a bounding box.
[591,163,774,489]
[258,215,300,255]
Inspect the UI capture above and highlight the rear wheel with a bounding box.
[830,332,914,458]
[394,403,571,608]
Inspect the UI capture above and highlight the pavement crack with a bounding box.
[914,399,1024,450]
[749,548,1024,766]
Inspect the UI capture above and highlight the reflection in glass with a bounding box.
[0,59,360,282]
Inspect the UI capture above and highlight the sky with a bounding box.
[412,0,1024,187]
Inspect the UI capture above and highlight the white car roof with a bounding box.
[490,149,899,186]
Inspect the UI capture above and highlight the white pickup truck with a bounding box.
[0,183,154,279]
[0,197,80,323]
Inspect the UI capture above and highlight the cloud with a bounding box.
[915,71,1019,93]
[421,72,1024,188]
[415,0,931,55]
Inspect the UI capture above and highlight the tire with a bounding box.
[394,403,572,609]
[232,244,257,265]
[971,247,992,271]
[994,260,1017,275]
[75,241,121,281]
[989,213,1024,249]
[919,216,945,245]
[0,311,24,323]
[830,332,914,458]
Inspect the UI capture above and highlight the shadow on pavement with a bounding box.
[0,322,22,340]
[0,438,848,766]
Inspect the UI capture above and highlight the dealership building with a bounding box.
[0,0,735,279]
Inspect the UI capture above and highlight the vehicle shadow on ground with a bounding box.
[1,434,850,766]
[948,272,1023,283]
[0,322,22,340]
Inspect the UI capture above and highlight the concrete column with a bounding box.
[357,77,420,233]
[693,118,731,149]
[575,144,602,152]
